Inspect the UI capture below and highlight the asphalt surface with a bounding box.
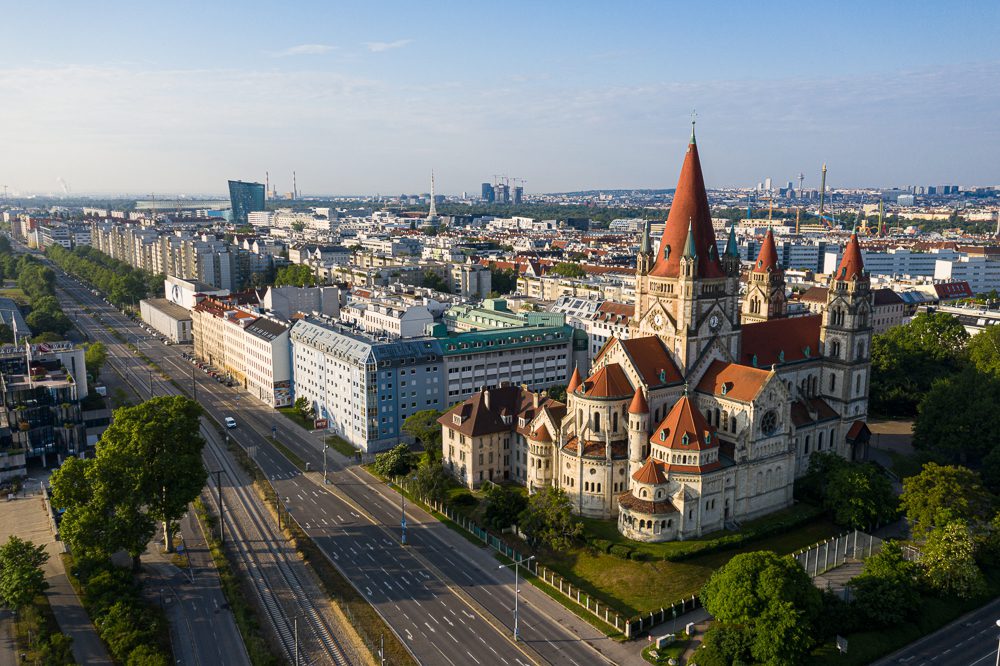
[872,596,1000,666]
[53,265,631,665]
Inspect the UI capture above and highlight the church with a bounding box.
[440,127,873,542]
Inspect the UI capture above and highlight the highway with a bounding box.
[56,274,356,666]
[872,596,1000,666]
[54,265,630,665]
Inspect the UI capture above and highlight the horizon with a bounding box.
[3,1,999,196]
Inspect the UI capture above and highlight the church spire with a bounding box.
[683,219,697,258]
[725,223,739,257]
[752,228,781,274]
[649,127,723,279]
[835,233,865,282]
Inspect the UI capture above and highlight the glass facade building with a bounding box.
[228,180,266,225]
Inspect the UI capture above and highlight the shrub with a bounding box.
[609,544,633,559]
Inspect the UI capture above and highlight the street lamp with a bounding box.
[994,618,1000,666]
[323,444,329,485]
[498,555,535,641]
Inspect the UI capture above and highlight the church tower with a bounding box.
[633,124,740,375]
[820,232,872,421]
[741,228,787,324]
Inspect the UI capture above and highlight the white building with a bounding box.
[242,318,292,407]
[261,286,341,319]
[340,300,434,338]
[139,298,193,343]
[934,255,1000,293]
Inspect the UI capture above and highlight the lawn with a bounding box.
[326,435,358,458]
[543,509,841,616]
[0,286,27,303]
[277,406,313,431]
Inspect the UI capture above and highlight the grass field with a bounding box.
[326,435,358,458]
[277,406,313,431]
[543,511,841,615]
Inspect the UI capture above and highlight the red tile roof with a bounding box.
[562,437,628,459]
[695,360,771,402]
[648,134,725,279]
[752,228,782,274]
[627,386,649,414]
[617,337,684,387]
[617,491,678,515]
[740,314,822,367]
[846,420,870,441]
[439,386,564,437]
[790,397,840,427]
[834,233,865,281]
[649,395,717,451]
[566,366,583,393]
[530,424,552,442]
[632,459,667,484]
[581,363,634,398]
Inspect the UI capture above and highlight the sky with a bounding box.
[2,0,999,196]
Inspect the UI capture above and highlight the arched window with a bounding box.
[765,469,773,490]
[856,341,865,359]
[830,374,837,391]
[612,412,618,433]
[640,488,647,498]
[593,412,601,432]
[830,340,841,358]
[722,410,729,431]
[804,435,811,454]
[818,431,824,451]
[730,414,737,433]
[714,408,720,426]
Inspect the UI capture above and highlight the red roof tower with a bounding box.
[835,233,865,281]
[752,228,782,274]
[649,126,724,279]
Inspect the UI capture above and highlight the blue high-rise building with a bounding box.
[228,180,265,225]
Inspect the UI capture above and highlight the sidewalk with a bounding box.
[0,488,112,665]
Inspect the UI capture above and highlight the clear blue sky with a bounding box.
[3,0,998,196]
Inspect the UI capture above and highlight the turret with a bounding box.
[741,228,786,323]
[721,223,741,276]
[626,386,650,480]
[636,220,654,275]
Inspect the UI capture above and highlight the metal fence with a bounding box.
[399,481,706,639]
[791,529,920,579]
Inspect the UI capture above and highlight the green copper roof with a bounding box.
[683,219,697,258]
[725,223,739,257]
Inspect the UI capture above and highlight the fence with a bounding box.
[791,529,920,579]
[398,479,698,639]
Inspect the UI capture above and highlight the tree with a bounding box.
[900,463,997,540]
[700,550,822,666]
[548,262,586,279]
[0,536,49,611]
[412,463,450,504]
[96,397,207,553]
[422,270,450,293]
[920,521,987,599]
[870,312,969,416]
[483,483,527,531]
[545,384,567,402]
[982,447,1000,495]
[968,323,1000,378]
[518,486,582,551]
[488,267,518,294]
[0,324,12,344]
[850,541,920,627]
[823,460,897,529]
[274,264,315,287]
[913,368,1000,464]
[402,410,443,460]
[371,444,415,478]
[85,342,108,381]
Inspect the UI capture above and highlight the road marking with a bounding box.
[424,622,436,633]
[466,651,481,664]
[447,631,458,643]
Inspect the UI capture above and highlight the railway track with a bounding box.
[56,276,355,666]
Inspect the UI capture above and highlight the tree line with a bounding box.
[0,236,74,342]
[49,396,206,666]
[46,245,161,308]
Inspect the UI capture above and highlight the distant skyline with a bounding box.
[2,1,999,196]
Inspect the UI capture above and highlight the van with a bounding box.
[224,417,237,429]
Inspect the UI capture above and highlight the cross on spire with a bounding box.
[690,109,697,144]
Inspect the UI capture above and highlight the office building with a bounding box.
[228,180,266,226]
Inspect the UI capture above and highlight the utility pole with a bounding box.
[323,444,329,484]
[401,484,406,545]
[211,469,225,544]
[294,616,299,666]
[192,366,196,401]
[498,555,535,641]
[148,369,154,397]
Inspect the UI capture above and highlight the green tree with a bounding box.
[700,550,822,665]
[548,262,586,279]
[483,483,527,531]
[690,624,753,666]
[968,323,1000,377]
[97,397,207,552]
[900,463,996,540]
[422,270,450,293]
[488,266,518,294]
[411,463,450,504]
[850,541,920,627]
[85,342,108,381]
[518,486,582,551]
[870,312,969,416]
[0,324,14,344]
[273,264,316,287]
[913,368,1000,464]
[981,447,1000,495]
[402,410,443,460]
[0,536,49,611]
[371,444,415,478]
[920,521,987,599]
[823,460,898,529]
[545,384,567,402]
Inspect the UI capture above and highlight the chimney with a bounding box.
[484,389,491,410]
[533,392,539,409]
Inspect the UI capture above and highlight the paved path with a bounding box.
[0,487,112,665]
[0,611,16,666]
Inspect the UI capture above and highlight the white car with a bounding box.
[224,417,237,429]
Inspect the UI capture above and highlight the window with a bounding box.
[593,412,601,433]
[829,374,837,391]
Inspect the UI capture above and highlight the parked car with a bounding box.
[224,417,237,429]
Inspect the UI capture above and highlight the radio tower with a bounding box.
[427,170,439,221]
[292,171,297,200]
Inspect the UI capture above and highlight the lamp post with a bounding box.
[498,555,535,641]
[400,483,406,545]
[994,618,1000,666]
[323,444,329,484]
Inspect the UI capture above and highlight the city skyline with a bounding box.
[3,1,999,195]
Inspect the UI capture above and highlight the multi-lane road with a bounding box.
[53,265,635,665]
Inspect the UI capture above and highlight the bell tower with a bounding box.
[820,232,872,421]
[741,228,787,324]
[632,123,740,375]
